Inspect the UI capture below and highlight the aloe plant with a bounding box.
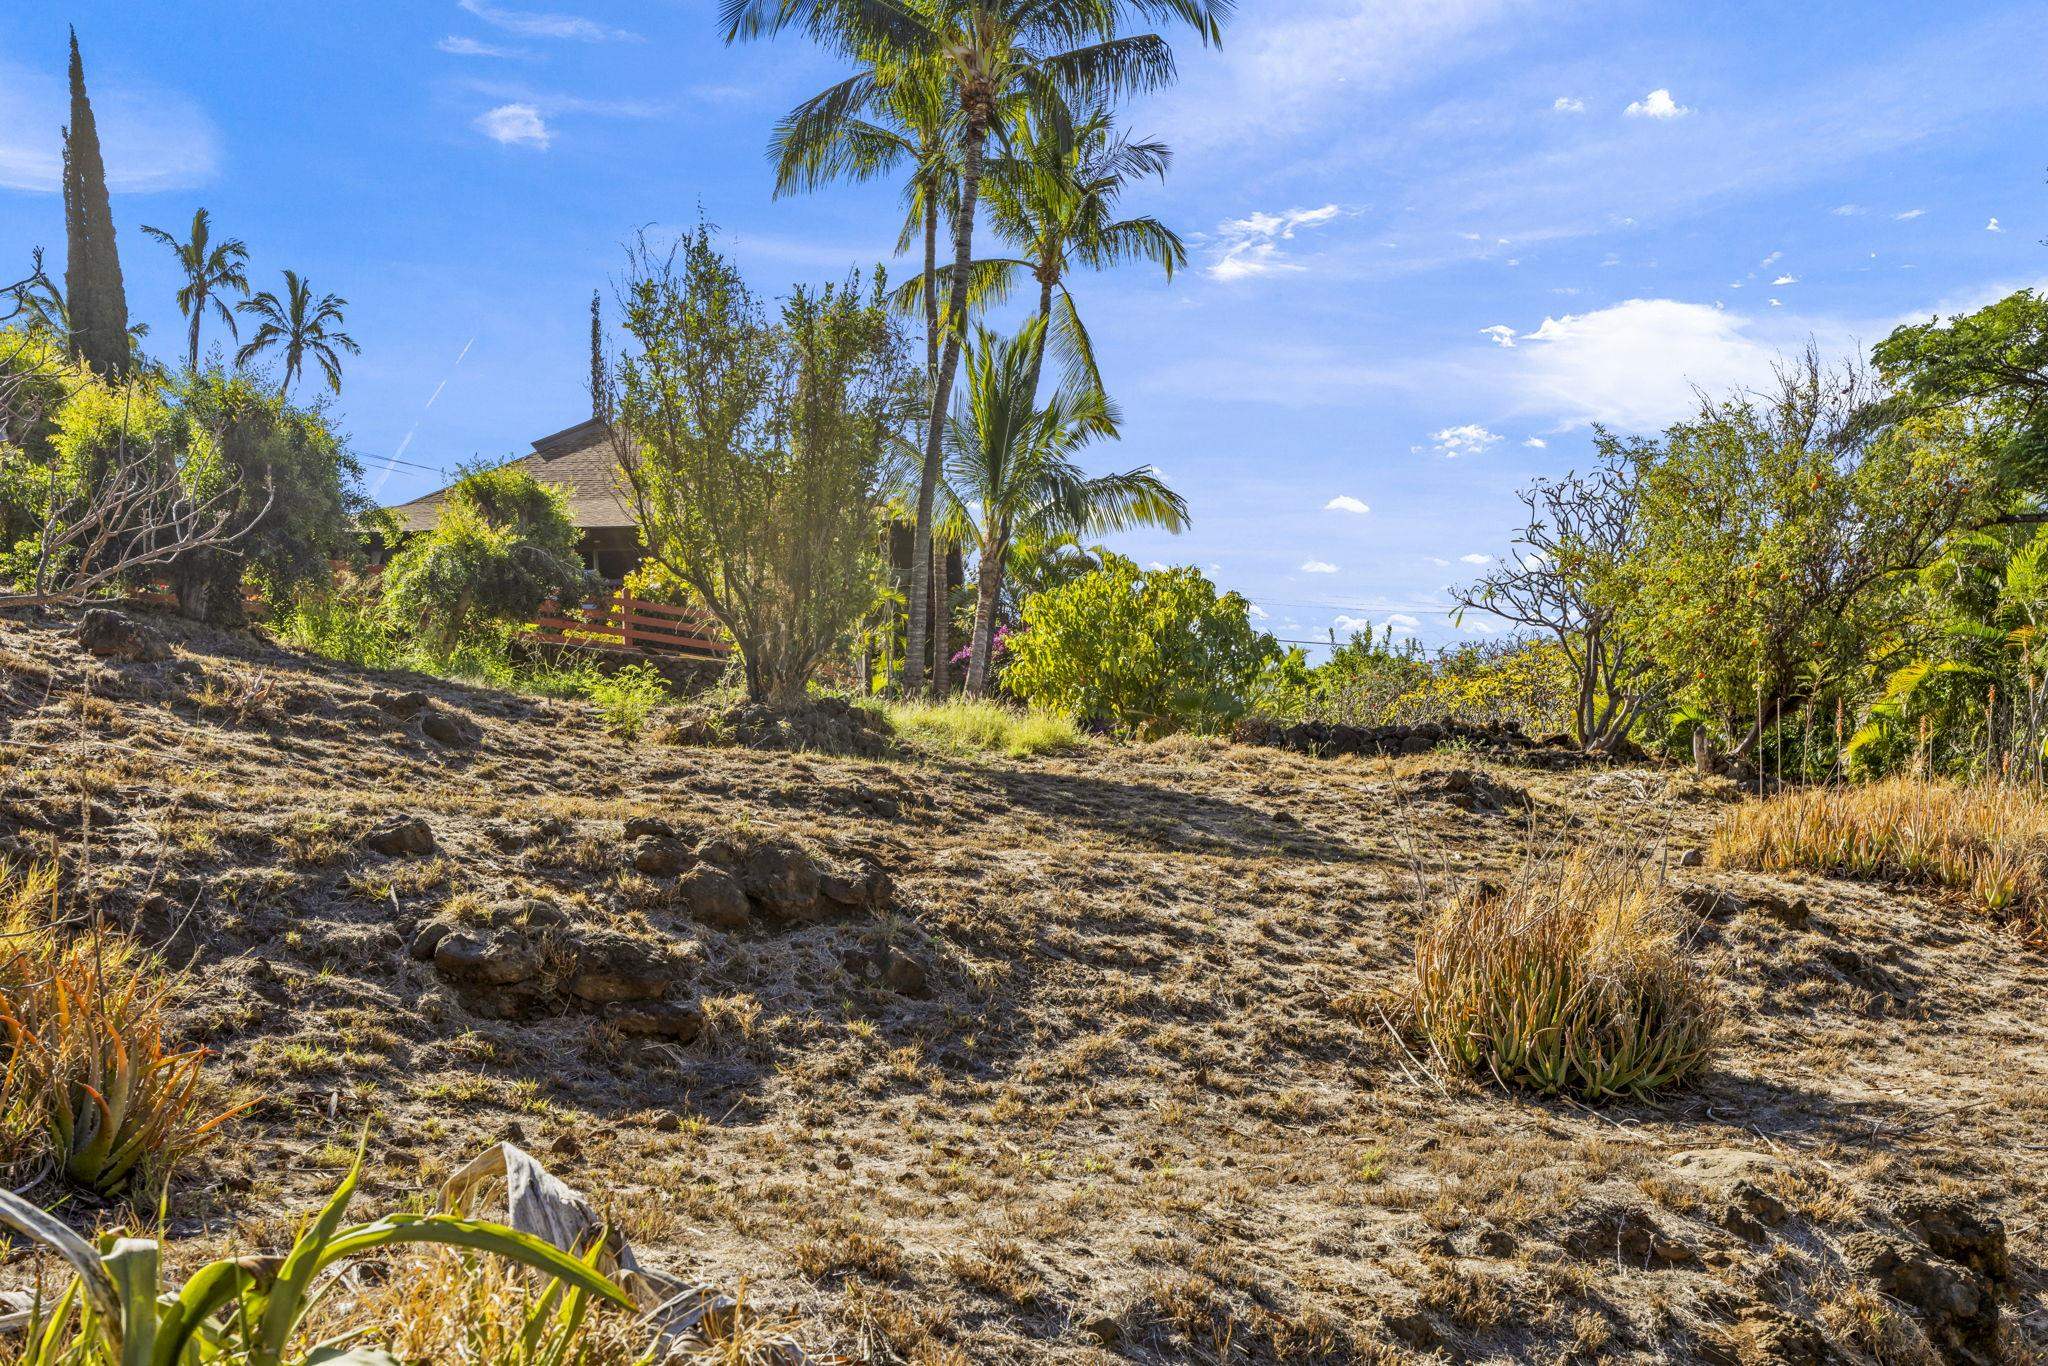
[0,1144,633,1365]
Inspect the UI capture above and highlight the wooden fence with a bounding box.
[532,589,731,662]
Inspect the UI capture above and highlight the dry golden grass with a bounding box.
[1712,776,2048,938]
[1411,850,1722,1101]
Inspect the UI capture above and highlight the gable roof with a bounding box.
[382,417,636,534]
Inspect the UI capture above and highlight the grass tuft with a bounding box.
[1412,851,1721,1102]
[1712,776,2048,938]
[883,699,1082,759]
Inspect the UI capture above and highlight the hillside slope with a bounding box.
[0,610,2042,1363]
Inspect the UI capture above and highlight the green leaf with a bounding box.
[104,1238,161,1366]
[315,1215,634,1312]
[0,1187,125,1350]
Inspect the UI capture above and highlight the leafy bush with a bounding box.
[271,573,401,670]
[1003,555,1276,735]
[1412,852,1720,1101]
[1713,777,2048,936]
[884,698,1081,758]
[383,465,593,654]
[0,1144,633,1365]
[574,662,671,740]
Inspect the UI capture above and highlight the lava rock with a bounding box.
[744,839,821,919]
[631,839,691,877]
[369,689,428,719]
[606,999,703,1041]
[420,708,479,746]
[365,815,436,857]
[1844,1230,1998,1361]
[409,920,454,961]
[624,815,676,841]
[433,930,542,986]
[77,609,168,663]
[563,931,679,1005]
[820,860,891,911]
[678,865,751,931]
[883,946,929,997]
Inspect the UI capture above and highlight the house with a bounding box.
[382,416,644,579]
[380,416,964,675]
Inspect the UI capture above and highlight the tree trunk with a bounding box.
[1023,272,1056,402]
[905,108,988,695]
[187,307,202,374]
[930,540,950,695]
[965,529,1007,698]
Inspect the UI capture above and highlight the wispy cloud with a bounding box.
[1895,208,1927,220]
[439,34,531,59]
[0,58,219,192]
[1206,204,1344,281]
[457,0,639,42]
[1301,560,1340,574]
[1480,324,1517,347]
[1324,495,1371,514]
[1552,95,1585,113]
[1460,553,1493,564]
[1624,88,1691,119]
[475,103,550,148]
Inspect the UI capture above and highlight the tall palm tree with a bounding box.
[140,208,250,372]
[235,270,358,396]
[944,319,1186,694]
[726,0,1230,693]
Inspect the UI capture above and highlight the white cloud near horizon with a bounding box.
[0,59,219,192]
[1324,495,1371,514]
[457,0,639,42]
[1624,88,1691,119]
[475,103,551,148]
[1504,298,1789,431]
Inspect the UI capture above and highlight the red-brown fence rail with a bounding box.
[533,589,731,662]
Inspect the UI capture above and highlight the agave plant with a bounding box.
[0,1143,633,1365]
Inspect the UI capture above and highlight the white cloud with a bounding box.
[1523,436,1547,448]
[1207,204,1343,282]
[1431,424,1501,457]
[440,35,528,58]
[1480,324,1518,347]
[1832,203,1864,215]
[1624,88,1691,119]
[1146,560,1170,571]
[1895,208,1926,220]
[1760,250,1783,267]
[1383,613,1421,632]
[1988,217,2005,233]
[1459,553,1493,564]
[1552,96,1586,113]
[1248,604,1270,620]
[1772,274,1798,285]
[1332,614,1369,634]
[1427,556,1451,567]
[0,59,219,192]
[457,0,639,41]
[475,103,551,148]
[1324,495,1371,514]
[1301,560,1340,574]
[1505,297,1788,431]
[1769,297,1783,307]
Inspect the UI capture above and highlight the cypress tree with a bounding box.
[588,290,604,420]
[62,28,130,380]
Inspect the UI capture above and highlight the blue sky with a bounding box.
[3,1,2044,654]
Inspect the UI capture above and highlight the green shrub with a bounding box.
[272,574,400,670]
[1412,852,1720,1102]
[1003,555,1276,735]
[575,663,671,740]
[884,698,1081,758]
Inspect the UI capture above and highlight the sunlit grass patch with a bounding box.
[1713,776,2048,938]
[883,698,1082,759]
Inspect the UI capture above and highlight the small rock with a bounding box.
[368,689,428,719]
[564,931,679,1005]
[420,709,479,746]
[433,930,541,986]
[695,835,741,868]
[1750,892,1812,929]
[1079,1313,1123,1346]
[883,946,929,997]
[1473,1226,1518,1258]
[365,816,436,857]
[821,860,892,911]
[1676,848,1705,868]
[77,609,168,663]
[744,839,821,919]
[606,999,704,1042]
[409,921,454,961]
[624,815,675,840]
[632,839,690,877]
[678,865,751,931]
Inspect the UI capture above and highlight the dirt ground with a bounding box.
[0,610,2043,1364]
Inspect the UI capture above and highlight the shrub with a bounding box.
[884,698,1081,758]
[1713,777,2048,938]
[575,662,671,741]
[1412,853,1721,1101]
[272,573,400,670]
[1003,555,1276,735]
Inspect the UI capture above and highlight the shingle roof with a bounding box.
[382,418,636,534]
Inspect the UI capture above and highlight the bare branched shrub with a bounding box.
[1713,776,2048,938]
[1412,851,1721,1101]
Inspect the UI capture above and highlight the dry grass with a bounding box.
[1411,850,1722,1101]
[882,698,1083,758]
[1712,776,2048,938]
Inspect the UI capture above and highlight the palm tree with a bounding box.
[140,208,250,372]
[235,270,359,395]
[944,319,1186,695]
[979,100,1182,397]
[726,0,1230,693]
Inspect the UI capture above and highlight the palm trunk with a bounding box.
[906,108,989,695]
[965,527,1008,697]
[930,540,950,694]
[1023,272,1056,401]
[187,306,202,373]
